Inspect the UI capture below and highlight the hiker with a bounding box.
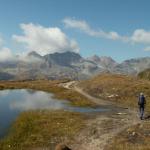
[138,93,146,120]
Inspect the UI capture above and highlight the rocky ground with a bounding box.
[60,81,150,150]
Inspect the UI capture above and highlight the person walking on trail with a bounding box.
[138,93,146,120]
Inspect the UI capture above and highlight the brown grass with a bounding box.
[79,74,150,110]
[105,121,150,150]
[80,74,150,149]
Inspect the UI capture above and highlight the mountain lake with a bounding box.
[0,89,109,138]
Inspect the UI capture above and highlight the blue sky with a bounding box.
[0,0,150,62]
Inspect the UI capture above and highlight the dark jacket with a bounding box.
[138,95,146,107]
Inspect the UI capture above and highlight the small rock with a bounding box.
[108,95,115,98]
[139,124,143,128]
[55,143,72,150]
[117,112,127,115]
[121,119,126,121]
[132,132,136,136]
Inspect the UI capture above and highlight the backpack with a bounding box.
[138,95,145,106]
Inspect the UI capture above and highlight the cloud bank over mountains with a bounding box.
[13,23,79,56]
[0,22,80,62]
[0,18,150,62]
[0,47,13,62]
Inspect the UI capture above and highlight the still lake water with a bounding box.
[0,89,108,137]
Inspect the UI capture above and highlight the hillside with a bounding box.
[0,72,14,80]
[138,68,150,80]
[79,74,150,109]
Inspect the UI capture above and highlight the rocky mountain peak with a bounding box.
[44,51,82,66]
[89,55,100,62]
[28,51,43,59]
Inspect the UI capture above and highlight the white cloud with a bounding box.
[63,18,150,51]
[144,46,150,51]
[13,23,79,56]
[0,47,14,62]
[131,29,150,44]
[10,90,67,110]
[63,18,125,40]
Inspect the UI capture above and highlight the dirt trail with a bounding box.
[74,86,111,105]
[60,81,106,105]
[72,109,140,150]
[60,81,140,150]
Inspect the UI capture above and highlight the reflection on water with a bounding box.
[0,89,109,138]
[9,90,67,110]
[0,89,67,137]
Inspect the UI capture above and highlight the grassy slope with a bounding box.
[79,74,150,110]
[0,110,85,150]
[80,74,150,150]
[138,68,150,81]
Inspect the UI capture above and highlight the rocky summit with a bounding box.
[0,51,150,80]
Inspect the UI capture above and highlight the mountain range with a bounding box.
[0,51,150,80]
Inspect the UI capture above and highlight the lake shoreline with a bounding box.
[0,80,97,107]
[0,80,106,149]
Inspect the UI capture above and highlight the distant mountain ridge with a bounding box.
[114,57,150,75]
[87,55,117,70]
[0,51,150,80]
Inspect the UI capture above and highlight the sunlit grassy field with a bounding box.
[79,74,150,110]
